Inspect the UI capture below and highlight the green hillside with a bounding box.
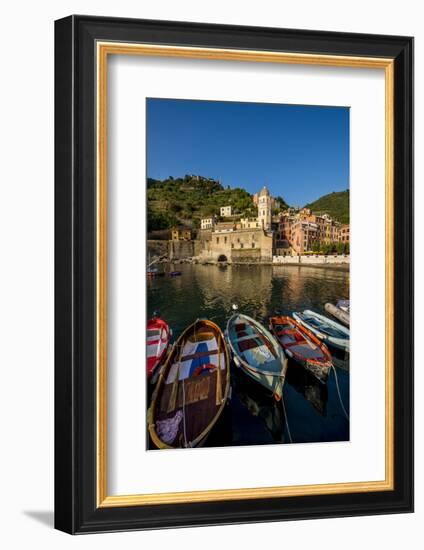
[304,190,349,224]
[147,175,288,232]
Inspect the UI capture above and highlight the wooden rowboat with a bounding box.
[226,314,287,401]
[269,316,332,384]
[148,319,230,449]
[293,310,350,352]
[146,316,171,381]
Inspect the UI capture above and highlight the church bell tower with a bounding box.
[257,186,271,231]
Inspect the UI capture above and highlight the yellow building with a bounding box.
[171,226,192,241]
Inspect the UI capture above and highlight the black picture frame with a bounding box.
[55,15,414,534]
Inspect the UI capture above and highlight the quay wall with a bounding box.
[273,254,350,265]
[197,228,273,263]
[231,248,262,263]
[169,240,195,260]
[147,240,169,260]
[147,240,349,266]
[147,239,202,261]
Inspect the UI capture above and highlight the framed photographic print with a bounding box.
[54,15,414,533]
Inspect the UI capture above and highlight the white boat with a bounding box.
[226,313,288,401]
[324,302,350,327]
[336,299,350,313]
[292,310,350,352]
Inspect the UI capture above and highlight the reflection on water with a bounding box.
[148,263,349,446]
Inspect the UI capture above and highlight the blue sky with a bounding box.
[146,98,349,206]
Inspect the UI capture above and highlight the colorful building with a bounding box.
[339,224,350,243]
[278,209,348,254]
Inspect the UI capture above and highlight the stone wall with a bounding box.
[231,248,262,263]
[147,240,169,260]
[231,249,262,264]
[193,240,203,257]
[169,240,195,260]
[198,228,273,263]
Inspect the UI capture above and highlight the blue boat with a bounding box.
[226,314,288,401]
[292,310,349,352]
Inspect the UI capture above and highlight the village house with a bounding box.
[220,205,233,217]
[339,224,350,243]
[171,226,192,241]
[200,217,216,230]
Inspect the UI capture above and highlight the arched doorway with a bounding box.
[217,254,228,262]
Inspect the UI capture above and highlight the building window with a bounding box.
[224,236,227,244]
[231,243,234,249]
[240,243,244,249]
[252,242,255,248]
[216,237,219,244]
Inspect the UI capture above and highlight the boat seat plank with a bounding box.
[284,339,308,348]
[235,333,262,344]
[181,349,219,362]
[238,338,262,353]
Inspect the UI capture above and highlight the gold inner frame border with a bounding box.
[96,42,394,508]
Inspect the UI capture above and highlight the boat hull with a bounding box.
[325,302,350,327]
[233,355,284,399]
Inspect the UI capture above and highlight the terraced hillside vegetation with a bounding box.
[147,175,288,232]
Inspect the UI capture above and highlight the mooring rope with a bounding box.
[181,376,189,447]
[280,391,293,444]
[331,364,349,421]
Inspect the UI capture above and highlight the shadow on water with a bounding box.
[148,263,350,448]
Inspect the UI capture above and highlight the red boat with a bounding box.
[269,315,332,383]
[147,317,171,380]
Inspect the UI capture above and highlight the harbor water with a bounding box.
[147,263,350,448]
